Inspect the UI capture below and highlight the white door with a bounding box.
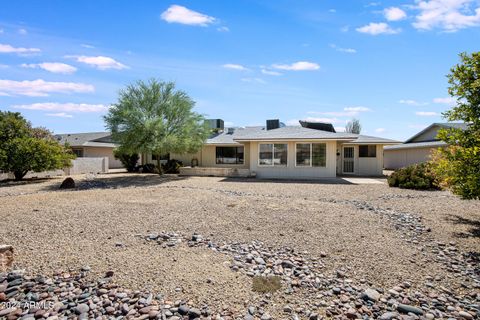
[343,146,354,174]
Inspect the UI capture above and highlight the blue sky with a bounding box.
[1,0,479,140]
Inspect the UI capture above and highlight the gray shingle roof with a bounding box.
[206,126,264,145]
[231,126,399,144]
[384,141,447,150]
[405,122,468,143]
[54,132,117,148]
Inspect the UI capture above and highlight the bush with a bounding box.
[252,276,282,293]
[388,163,439,190]
[161,159,183,174]
[137,163,156,174]
[113,150,139,172]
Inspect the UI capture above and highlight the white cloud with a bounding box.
[261,69,282,76]
[334,126,346,132]
[217,26,229,32]
[0,29,3,34]
[81,44,95,49]
[308,106,371,117]
[413,0,480,32]
[340,25,350,32]
[416,111,439,116]
[0,79,94,97]
[399,99,428,106]
[13,102,107,112]
[222,63,248,71]
[0,64,8,69]
[272,61,320,71]
[67,55,127,70]
[46,112,73,118]
[329,44,357,53]
[241,77,266,84]
[21,62,77,74]
[356,22,401,35]
[160,5,216,26]
[0,43,41,54]
[18,28,27,35]
[329,9,337,13]
[384,7,407,21]
[344,106,371,112]
[375,128,386,133]
[433,97,456,105]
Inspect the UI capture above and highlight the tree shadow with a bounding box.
[447,214,480,238]
[40,173,190,192]
[219,177,355,185]
[0,177,54,188]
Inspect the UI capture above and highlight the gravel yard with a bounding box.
[0,173,479,319]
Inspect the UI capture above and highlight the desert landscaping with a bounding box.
[0,173,478,319]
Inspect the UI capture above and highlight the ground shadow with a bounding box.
[0,177,55,188]
[40,173,190,192]
[447,214,480,238]
[218,177,355,185]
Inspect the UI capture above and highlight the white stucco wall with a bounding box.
[83,147,123,169]
[249,140,337,179]
[65,157,108,175]
[384,147,435,169]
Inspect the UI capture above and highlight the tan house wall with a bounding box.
[384,147,435,169]
[171,143,250,169]
[249,140,337,179]
[336,143,384,176]
[83,147,123,168]
[410,126,440,142]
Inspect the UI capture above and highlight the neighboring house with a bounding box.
[55,132,123,170]
[384,122,467,169]
[168,119,399,179]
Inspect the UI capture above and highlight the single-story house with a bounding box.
[55,132,123,170]
[384,122,467,170]
[168,119,400,179]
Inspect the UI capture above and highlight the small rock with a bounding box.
[397,304,424,315]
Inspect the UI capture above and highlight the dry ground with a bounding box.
[0,173,479,312]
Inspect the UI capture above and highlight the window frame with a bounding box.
[258,143,288,167]
[71,148,84,157]
[215,146,245,165]
[358,145,377,158]
[294,142,327,168]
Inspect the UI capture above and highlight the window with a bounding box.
[259,143,287,166]
[312,143,326,167]
[72,148,83,157]
[296,143,311,166]
[359,145,377,158]
[296,143,327,167]
[216,146,244,164]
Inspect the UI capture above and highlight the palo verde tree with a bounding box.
[431,52,480,199]
[104,79,210,174]
[0,111,74,180]
[345,118,361,134]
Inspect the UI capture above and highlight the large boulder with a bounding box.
[59,177,75,189]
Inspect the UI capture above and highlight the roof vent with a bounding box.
[266,119,280,130]
[206,119,225,132]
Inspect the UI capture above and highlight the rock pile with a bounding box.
[141,232,479,319]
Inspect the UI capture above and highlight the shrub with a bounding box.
[387,163,439,190]
[161,159,183,174]
[137,163,156,174]
[113,149,139,172]
[252,276,282,293]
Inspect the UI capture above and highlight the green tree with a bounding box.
[104,79,210,174]
[0,111,75,180]
[345,118,361,134]
[432,52,480,199]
